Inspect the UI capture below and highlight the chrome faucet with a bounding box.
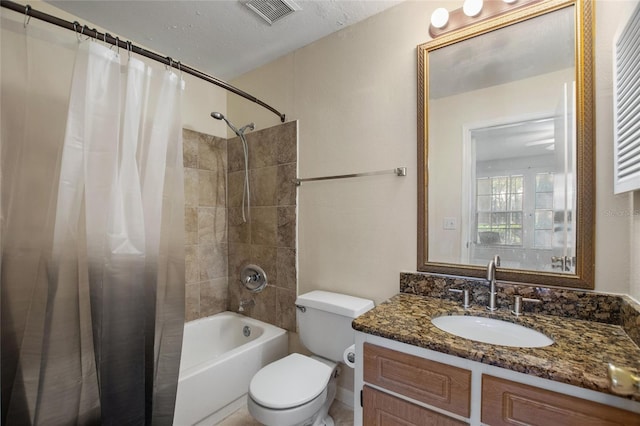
[486,255,500,311]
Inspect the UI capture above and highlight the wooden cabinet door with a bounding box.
[364,343,472,417]
[482,375,640,426]
[363,386,467,426]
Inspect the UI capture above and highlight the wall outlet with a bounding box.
[443,217,457,230]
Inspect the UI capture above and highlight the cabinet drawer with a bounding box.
[482,375,640,426]
[363,385,467,426]
[364,343,471,417]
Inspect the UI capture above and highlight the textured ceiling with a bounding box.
[47,0,402,80]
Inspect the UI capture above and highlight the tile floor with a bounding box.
[217,400,354,426]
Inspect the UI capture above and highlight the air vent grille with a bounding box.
[614,2,640,194]
[245,0,300,25]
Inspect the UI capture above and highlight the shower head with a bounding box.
[210,111,254,137]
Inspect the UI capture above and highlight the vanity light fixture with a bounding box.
[430,7,450,29]
[463,0,484,17]
[429,0,542,38]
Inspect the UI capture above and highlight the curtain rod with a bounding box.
[1,0,286,123]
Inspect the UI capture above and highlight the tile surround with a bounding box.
[183,128,229,321]
[227,121,298,332]
[183,122,298,332]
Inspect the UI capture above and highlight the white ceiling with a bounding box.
[47,0,402,80]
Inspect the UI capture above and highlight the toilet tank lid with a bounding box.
[295,291,374,318]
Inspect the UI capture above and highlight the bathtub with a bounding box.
[173,312,288,426]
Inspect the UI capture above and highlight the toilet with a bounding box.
[247,290,374,426]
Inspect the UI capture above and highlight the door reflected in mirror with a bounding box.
[418,0,594,289]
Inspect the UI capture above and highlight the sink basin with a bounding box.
[431,315,554,348]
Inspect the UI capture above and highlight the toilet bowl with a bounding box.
[246,291,375,426]
[248,354,337,426]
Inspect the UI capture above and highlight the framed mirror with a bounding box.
[417,0,594,289]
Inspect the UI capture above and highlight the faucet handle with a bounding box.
[511,295,541,316]
[449,288,471,309]
[493,255,501,267]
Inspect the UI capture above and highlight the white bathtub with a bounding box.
[173,312,288,426]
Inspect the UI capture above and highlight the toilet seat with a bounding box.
[249,353,334,409]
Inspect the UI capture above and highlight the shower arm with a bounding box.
[1,0,286,123]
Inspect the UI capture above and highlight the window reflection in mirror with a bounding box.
[418,0,594,289]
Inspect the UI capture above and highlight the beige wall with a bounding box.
[230,0,639,301]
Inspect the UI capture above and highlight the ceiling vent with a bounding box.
[245,0,301,25]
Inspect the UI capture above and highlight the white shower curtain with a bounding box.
[2,37,185,425]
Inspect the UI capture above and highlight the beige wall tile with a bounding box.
[250,245,277,284]
[200,277,229,317]
[251,207,277,246]
[276,287,296,332]
[227,171,245,208]
[185,245,199,284]
[228,243,252,282]
[185,207,198,245]
[198,243,228,281]
[248,127,278,169]
[185,283,200,322]
[198,170,225,207]
[199,135,227,173]
[277,206,296,248]
[250,284,277,324]
[277,163,297,206]
[227,136,244,173]
[198,207,227,245]
[183,130,199,168]
[276,248,296,291]
[228,207,251,244]
[184,168,199,207]
[276,121,297,165]
[250,166,278,207]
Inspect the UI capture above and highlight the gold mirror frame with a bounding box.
[417,0,595,289]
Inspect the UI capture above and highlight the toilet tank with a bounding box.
[295,291,374,362]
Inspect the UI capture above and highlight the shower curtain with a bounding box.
[1,37,185,425]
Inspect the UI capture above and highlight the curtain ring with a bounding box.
[73,21,81,41]
[167,57,173,71]
[177,61,182,78]
[115,37,120,54]
[23,5,31,28]
[103,32,108,45]
[127,40,132,59]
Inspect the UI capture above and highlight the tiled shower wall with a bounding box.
[182,122,298,332]
[183,129,229,321]
[227,121,298,332]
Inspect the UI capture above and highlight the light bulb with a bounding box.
[430,8,449,29]
[503,0,517,3]
[463,0,483,17]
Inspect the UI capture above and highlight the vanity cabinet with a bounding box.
[482,375,640,426]
[363,343,471,417]
[363,385,466,426]
[363,343,470,425]
[357,338,640,426]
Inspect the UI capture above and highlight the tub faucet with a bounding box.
[239,298,255,313]
[486,255,500,311]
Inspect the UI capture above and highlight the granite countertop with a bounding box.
[352,293,640,401]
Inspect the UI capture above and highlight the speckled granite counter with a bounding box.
[352,293,640,401]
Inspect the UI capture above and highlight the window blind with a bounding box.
[614,2,640,194]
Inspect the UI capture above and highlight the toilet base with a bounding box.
[248,366,338,426]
